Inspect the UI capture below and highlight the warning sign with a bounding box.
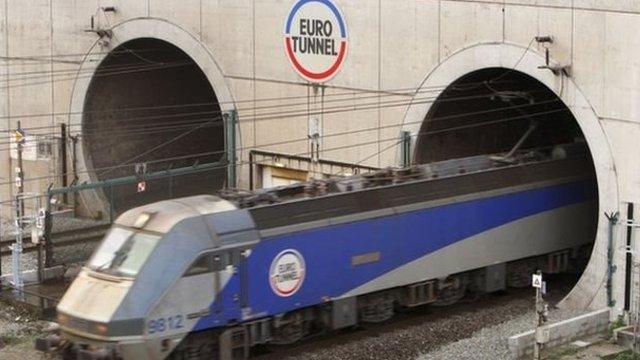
[532,273,543,288]
[36,208,46,229]
[284,0,348,83]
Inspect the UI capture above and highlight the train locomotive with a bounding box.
[37,143,597,359]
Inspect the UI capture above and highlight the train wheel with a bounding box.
[270,312,309,345]
[358,292,395,323]
[506,259,538,288]
[433,276,467,306]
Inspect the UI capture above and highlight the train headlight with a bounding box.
[94,323,108,335]
[56,313,68,325]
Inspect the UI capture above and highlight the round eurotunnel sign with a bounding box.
[284,0,348,83]
[270,249,306,297]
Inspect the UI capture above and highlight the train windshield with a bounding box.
[87,227,160,278]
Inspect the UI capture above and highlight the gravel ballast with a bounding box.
[256,276,584,360]
[418,306,587,360]
[0,301,54,359]
[1,216,106,276]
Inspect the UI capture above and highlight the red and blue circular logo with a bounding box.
[270,249,306,297]
[284,0,348,83]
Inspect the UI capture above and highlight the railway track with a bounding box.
[252,274,579,360]
[0,223,110,257]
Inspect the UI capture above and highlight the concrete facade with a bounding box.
[0,1,639,313]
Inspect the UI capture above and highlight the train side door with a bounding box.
[215,250,243,321]
[239,249,249,311]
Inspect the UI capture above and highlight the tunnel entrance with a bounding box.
[416,68,584,163]
[416,67,599,292]
[83,38,225,214]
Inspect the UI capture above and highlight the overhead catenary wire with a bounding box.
[0,95,563,150]
[0,86,552,144]
[0,60,193,83]
[0,76,523,123]
[1,85,451,132]
[11,92,560,168]
[0,61,194,91]
[0,47,193,61]
[0,51,475,96]
[0,104,569,191]
[0,105,573,208]
[0,96,564,154]
[2,106,567,178]
[0,46,568,179]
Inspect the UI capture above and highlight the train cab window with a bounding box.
[183,251,242,277]
[184,254,215,277]
[88,227,160,278]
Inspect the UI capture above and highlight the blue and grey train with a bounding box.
[38,144,597,359]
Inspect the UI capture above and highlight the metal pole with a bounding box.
[249,151,254,191]
[44,191,53,268]
[533,285,541,360]
[224,110,237,189]
[631,222,640,356]
[37,201,43,283]
[533,270,546,360]
[400,130,412,168]
[0,209,2,289]
[11,121,25,290]
[71,135,79,215]
[625,204,635,311]
[108,186,114,224]
[606,212,620,307]
[16,121,25,216]
[631,262,640,359]
[60,123,68,205]
[11,197,24,290]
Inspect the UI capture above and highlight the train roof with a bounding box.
[218,142,592,212]
[113,142,593,237]
[116,195,237,233]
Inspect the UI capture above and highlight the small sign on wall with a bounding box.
[10,135,53,161]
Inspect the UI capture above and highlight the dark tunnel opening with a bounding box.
[416,68,585,163]
[416,68,599,288]
[83,38,225,214]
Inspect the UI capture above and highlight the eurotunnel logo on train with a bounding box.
[284,0,348,83]
[270,249,306,297]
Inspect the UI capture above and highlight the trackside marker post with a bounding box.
[533,270,549,360]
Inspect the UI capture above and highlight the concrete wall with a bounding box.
[0,0,639,312]
[507,308,610,359]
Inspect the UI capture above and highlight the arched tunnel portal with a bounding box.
[414,67,600,300]
[82,38,226,214]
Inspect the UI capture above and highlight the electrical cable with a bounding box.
[0,87,550,140]
[0,97,563,149]
[0,105,568,189]
[0,86,549,146]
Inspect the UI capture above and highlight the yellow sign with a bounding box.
[14,129,25,145]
